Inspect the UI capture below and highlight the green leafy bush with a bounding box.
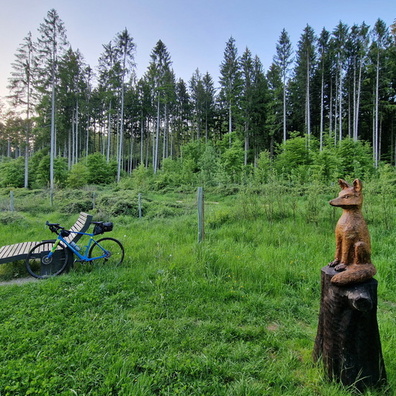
[66,162,90,188]
[86,153,115,184]
[0,157,25,188]
[35,155,68,188]
[59,199,94,215]
[96,191,141,217]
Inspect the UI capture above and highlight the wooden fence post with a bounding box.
[9,191,14,212]
[138,193,142,218]
[197,187,204,243]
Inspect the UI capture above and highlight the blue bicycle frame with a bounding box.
[49,231,109,262]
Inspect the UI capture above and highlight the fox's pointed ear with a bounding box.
[338,179,350,190]
[353,179,363,192]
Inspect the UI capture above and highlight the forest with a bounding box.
[2,10,396,394]
[0,9,395,189]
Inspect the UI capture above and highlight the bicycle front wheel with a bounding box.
[26,241,69,279]
[88,237,124,266]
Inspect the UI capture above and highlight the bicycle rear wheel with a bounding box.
[88,237,124,266]
[26,241,69,279]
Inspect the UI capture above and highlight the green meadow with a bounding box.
[0,181,395,395]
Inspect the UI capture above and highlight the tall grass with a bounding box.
[0,183,395,395]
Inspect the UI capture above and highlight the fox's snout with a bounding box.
[329,197,342,207]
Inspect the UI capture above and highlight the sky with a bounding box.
[0,0,395,109]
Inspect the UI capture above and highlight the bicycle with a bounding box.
[25,220,125,279]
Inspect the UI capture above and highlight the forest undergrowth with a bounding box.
[0,177,395,395]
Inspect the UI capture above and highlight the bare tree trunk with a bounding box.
[229,101,232,145]
[354,61,362,141]
[50,80,56,202]
[106,102,112,162]
[154,97,160,173]
[75,100,79,164]
[24,84,31,188]
[117,85,125,182]
[140,114,144,165]
[320,68,324,150]
[85,115,90,157]
[305,55,311,136]
[129,137,134,174]
[163,103,168,160]
[283,87,287,142]
[329,78,333,136]
[338,65,343,141]
[244,122,249,166]
[374,53,380,167]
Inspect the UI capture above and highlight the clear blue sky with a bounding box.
[0,0,395,107]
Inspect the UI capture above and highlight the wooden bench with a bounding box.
[0,212,93,265]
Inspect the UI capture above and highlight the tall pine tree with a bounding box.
[219,37,242,144]
[36,9,68,199]
[8,32,37,187]
[274,29,293,142]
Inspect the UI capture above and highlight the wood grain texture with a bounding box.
[313,266,387,392]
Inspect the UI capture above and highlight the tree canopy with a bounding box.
[2,10,396,190]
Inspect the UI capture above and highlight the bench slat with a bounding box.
[0,212,92,265]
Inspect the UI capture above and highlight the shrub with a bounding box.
[0,212,27,225]
[254,151,272,184]
[130,163,154,192]
[35,155,68,188]
[198,143,219,187]
[67,162,90,188]
[96,191,141,217]
[59,199,94,215]
[144,201,183,219]
[220,139,244,183]
[335,138,373,179]
[0,157,25,188]
[275,133,313,177]
[86,153,114,185]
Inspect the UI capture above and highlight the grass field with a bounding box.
[0,184,395,395]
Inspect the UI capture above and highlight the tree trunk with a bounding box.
[283,86,287,142]
[329,78,333,136]
[106,101,112,162]
[50,80,56,203]
[229,101,232,145]
[314,266,387,392]
[354,62,363,141]
[244,119,249,166]
[163,103,168,160]
[24,84,31,188]
[338,65,343,141]
[154,96,160,173]
[305,55,311,136]
[117,83,125,182]
[140,115,144,166]
[75,100,79,164]
[320,65,324,150]
[374,52,380,167]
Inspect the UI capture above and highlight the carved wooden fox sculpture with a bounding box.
[328,179,376,285]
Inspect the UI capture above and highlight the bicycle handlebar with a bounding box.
[45,221,64,234]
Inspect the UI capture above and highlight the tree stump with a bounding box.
[313,266,387,392]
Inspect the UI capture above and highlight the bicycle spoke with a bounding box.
[26,241,69,279]
[88,238,124,266]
